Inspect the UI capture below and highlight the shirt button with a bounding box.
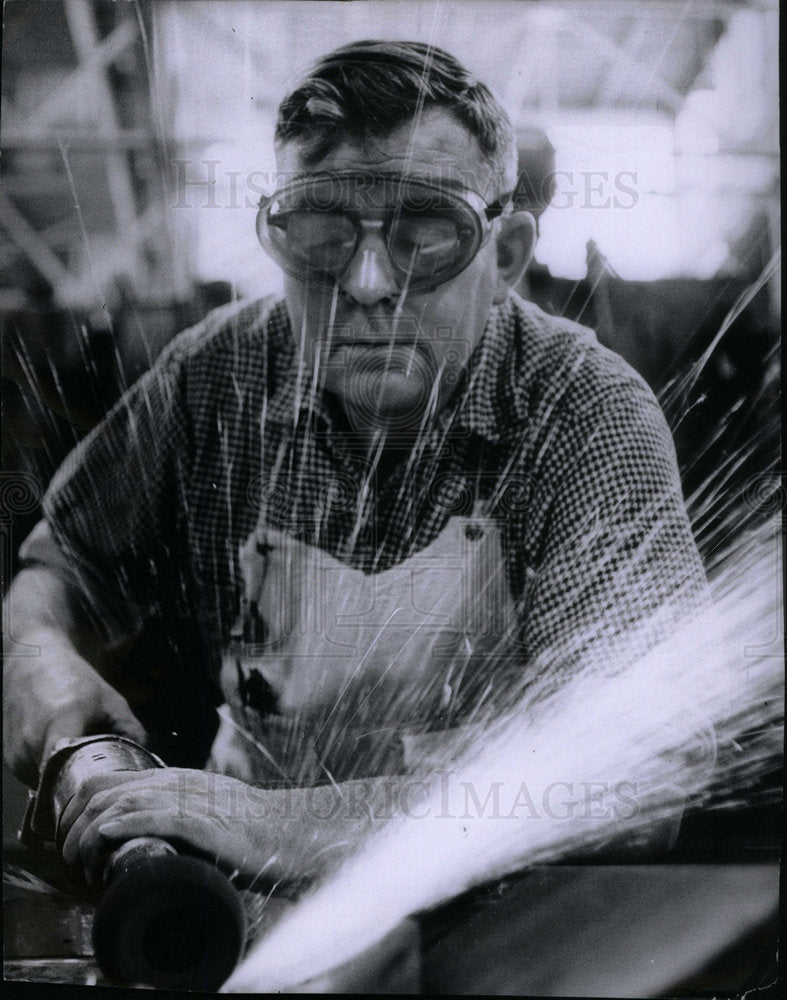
[464,523,484,541]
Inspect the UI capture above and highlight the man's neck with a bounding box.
[321,392,433,475]
[349,425,428,478]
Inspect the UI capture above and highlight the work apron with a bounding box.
[209,505,520,785]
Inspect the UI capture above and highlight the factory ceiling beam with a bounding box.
[0,189,72,291]
[544,0,758,16]
[0,1,160,309]
[563,15,685,114]
[501,6,691,122]
[1,129,169,151]
[63,0,138,244]
[502,9,564,123]
[4,17,138,135]
[594,21,652,108]
[0,191,167,307]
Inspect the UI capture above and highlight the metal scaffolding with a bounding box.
[1,0,190,311]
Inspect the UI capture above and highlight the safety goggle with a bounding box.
[256,172,509,293]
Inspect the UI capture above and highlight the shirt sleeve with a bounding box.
[520,374,709,693]
[39,338,193,639]
[516,373,716,817]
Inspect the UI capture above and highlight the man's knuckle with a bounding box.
[85,786,120,814]
[112,791,137,813]
[82,775,110,799]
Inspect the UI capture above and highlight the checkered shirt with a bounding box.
[40,291,708,721]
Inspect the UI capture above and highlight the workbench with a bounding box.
[4,838,778,995]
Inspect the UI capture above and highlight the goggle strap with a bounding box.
[484,191,514,221]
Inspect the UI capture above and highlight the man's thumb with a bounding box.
[99,693,149,747]
[41,700,149,769]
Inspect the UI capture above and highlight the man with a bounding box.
[4,41,707,885]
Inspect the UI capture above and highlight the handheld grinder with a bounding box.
[23,735,246,990]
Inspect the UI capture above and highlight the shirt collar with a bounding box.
[264,318,327,431]
[449,302,511,445]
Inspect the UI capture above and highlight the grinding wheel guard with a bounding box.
[21,735,165,847]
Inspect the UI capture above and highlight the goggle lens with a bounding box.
[277,211,358,270]
[258,174,490,291]
[388,212,464,277]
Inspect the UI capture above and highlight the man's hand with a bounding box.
[57,768,386,888]
[3,629,147,787]
[4,552,148,787]
[58,769,274,885]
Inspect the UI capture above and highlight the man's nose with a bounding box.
[339,222,401,306]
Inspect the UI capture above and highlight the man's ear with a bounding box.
[493,211,536,302]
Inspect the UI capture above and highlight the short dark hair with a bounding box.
[275,40,517,194]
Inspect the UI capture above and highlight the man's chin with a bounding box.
[341,382,434,433]
[323,346,439,430]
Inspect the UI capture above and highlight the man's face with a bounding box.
[274,109,504,436]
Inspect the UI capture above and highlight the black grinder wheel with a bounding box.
[92,851,246,990]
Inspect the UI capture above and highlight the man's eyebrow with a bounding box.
[281,169,480,189]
